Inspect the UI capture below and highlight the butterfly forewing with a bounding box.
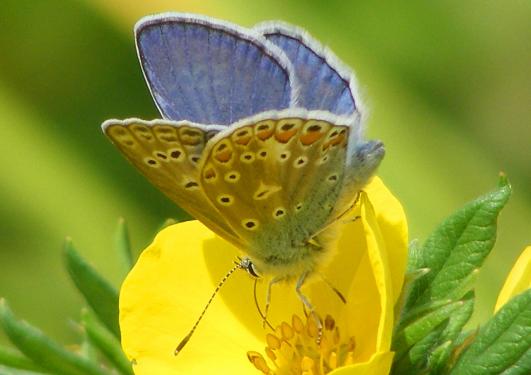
[103,119,243,247]
[199,115,350,257]
[135,14,297,124]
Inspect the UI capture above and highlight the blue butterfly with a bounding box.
[103,13,384,349]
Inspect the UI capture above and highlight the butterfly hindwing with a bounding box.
[255,21,361,117]
[198,112,350,260]
[102,118,243,247]
[136,14,298,125]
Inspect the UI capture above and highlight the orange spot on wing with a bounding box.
[215,149,233,163]
[323,127,348,148]
[275,129,298,143]
[256,128,274,141]
[234,135,252,145]
[300,131,325,145]
[203,167,217,180]
[232,127,253,145]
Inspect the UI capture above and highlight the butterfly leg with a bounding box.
[264,276,283,328]
[295,272,323,344]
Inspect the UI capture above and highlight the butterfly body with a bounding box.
[104,13,384,287]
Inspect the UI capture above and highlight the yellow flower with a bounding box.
[119,177,408,374]
[494,246,531,312]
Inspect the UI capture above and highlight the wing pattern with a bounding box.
[103,118,242,247]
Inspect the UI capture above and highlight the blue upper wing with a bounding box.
[136,14,298,125]
[255,22,362,117]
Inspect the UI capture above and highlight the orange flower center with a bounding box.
[247,313,356,374]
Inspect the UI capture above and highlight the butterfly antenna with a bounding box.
[253,279,275,331]
[174,261,243,356]
[319,273,347,304]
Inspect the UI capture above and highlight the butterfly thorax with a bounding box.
[245,219,342,279]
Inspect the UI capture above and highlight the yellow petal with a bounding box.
[359,193,394,353]
[119,221,262,374]
[494,246,531,312]
[364,177,408,305]
[329,351,394,375]
[120,178,405,373]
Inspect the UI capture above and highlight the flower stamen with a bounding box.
[247,313,357,374]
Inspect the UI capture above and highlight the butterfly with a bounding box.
[102,13,384,343]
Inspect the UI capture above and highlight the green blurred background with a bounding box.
[1,0,529,345]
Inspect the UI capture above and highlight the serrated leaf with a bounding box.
[393,292,475,374]
[394,266,430,320]
[115,217,133,277]
[393,299,465,362]
[393,321,448,374]
[396,299,452,333]
[64,239,120,338]
[82,310,133,375]
[439,291,475,346]
[0,300,110,375]
[406,239,423,273]
[406,180,511,308]
[451,289,531,375]
[0,346,44,372]
[428,340,453,372]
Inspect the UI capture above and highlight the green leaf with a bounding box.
[393,299,465,362]
[64,238,120,338]
[451,289,531,375]
[393,321,447,374]
[427,340,453,373]
[0,300,110,375]
[405,179,511,308]
[82,310,133,375]
[0,365,47,375]
[394,264,430,321]
[0,345,44,372]
[80,326,98,362]
[115,217,133,277]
